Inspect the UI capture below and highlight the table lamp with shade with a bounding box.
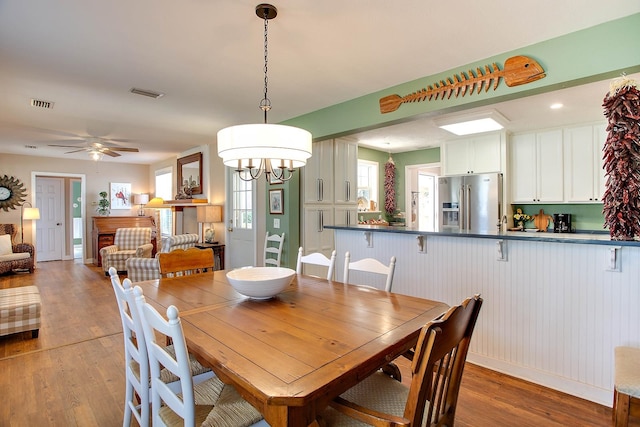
[132,193,150,216]
[21,202,40,243]
[197,205,223,244]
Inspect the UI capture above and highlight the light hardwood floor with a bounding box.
[0,260,635,426]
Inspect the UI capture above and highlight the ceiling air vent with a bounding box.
[30,98,54,109]
[130,87,164,99]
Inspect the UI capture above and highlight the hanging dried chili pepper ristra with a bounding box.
[602,76,640,240]
[384,156,396,215]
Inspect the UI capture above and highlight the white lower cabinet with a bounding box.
[333,206,358,227]
[302,206,334,250]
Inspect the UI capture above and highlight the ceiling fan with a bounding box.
[48,137,139,159]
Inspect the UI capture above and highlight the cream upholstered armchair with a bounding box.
[125,233,199,282]
[100,227,153,275]
[0,224,35,274]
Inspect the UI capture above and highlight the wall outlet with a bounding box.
[273,218,280,229]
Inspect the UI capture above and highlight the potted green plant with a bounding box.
[97,191,110,216]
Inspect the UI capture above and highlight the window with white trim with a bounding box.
[357,159,378,210]
[155,167,173,237]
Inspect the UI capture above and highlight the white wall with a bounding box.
[0,153,150,260]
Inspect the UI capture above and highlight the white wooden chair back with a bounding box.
[132,285,266,427]
[343,252,397,292]
[264,232,285,267]
[109,267,151,427]
[296,247,337,281]
[133,286,197,427]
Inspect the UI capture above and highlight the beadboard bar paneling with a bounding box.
[333,229,640,406]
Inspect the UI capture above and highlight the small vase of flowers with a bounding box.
[513,208,531,230]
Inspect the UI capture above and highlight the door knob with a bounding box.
[56,222,62,226]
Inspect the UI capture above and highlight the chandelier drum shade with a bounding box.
[217,4,312,182]
[217,124,311,169]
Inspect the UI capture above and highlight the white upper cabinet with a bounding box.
[303,139,334,204]
[511,129,564,203]
[443,132,503,175]
[563,124,607,202]
[333,138,358,204]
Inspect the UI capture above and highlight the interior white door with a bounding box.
[225,169,256,269]
[35,177,64,261]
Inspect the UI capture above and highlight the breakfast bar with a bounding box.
[326,224,640,406]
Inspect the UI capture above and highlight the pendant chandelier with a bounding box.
[217,4,312,182]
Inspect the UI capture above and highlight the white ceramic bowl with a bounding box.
[226,267,295,300]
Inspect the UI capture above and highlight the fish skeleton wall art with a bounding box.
[379,55,546,114]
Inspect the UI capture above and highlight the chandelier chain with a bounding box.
[217,4,311,183]
[260,7,272,122]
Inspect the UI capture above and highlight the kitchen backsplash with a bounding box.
[514,203,606,232]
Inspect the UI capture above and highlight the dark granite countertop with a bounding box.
[325,224,640,247]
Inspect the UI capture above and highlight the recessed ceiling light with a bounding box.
[436,110,508,136]
[550,103,563,109]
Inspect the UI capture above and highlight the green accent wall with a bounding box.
[265,175,300,268]
[514,204,605,232]
[358,146,440,221]
[283,14,640,139]
[391,148,440,219]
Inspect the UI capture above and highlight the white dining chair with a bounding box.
[296,247,336,280]
[264,232,285,267]
[108,268,213,427]
[132,285,269,427]
[343,252,396,292]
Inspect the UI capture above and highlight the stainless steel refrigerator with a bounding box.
[438,173,503,233]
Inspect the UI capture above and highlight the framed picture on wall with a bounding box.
[110,182,132,210]
[269,169,283,185]
[269,189,283,214]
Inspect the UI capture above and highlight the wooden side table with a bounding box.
[195,243,225,270]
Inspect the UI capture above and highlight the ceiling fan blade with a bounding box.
[48,144,87,148]
[64,149,88,154]
[48,139,85,144]
[102,150,121,157]
[108,147,139,152]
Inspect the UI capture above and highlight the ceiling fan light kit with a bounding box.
[217,3,312,182]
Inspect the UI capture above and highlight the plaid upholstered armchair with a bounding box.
[125,233,199,282]
[100,227,153,275]
[0,224,35,274]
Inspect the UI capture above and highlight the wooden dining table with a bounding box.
[135,270,448,427]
